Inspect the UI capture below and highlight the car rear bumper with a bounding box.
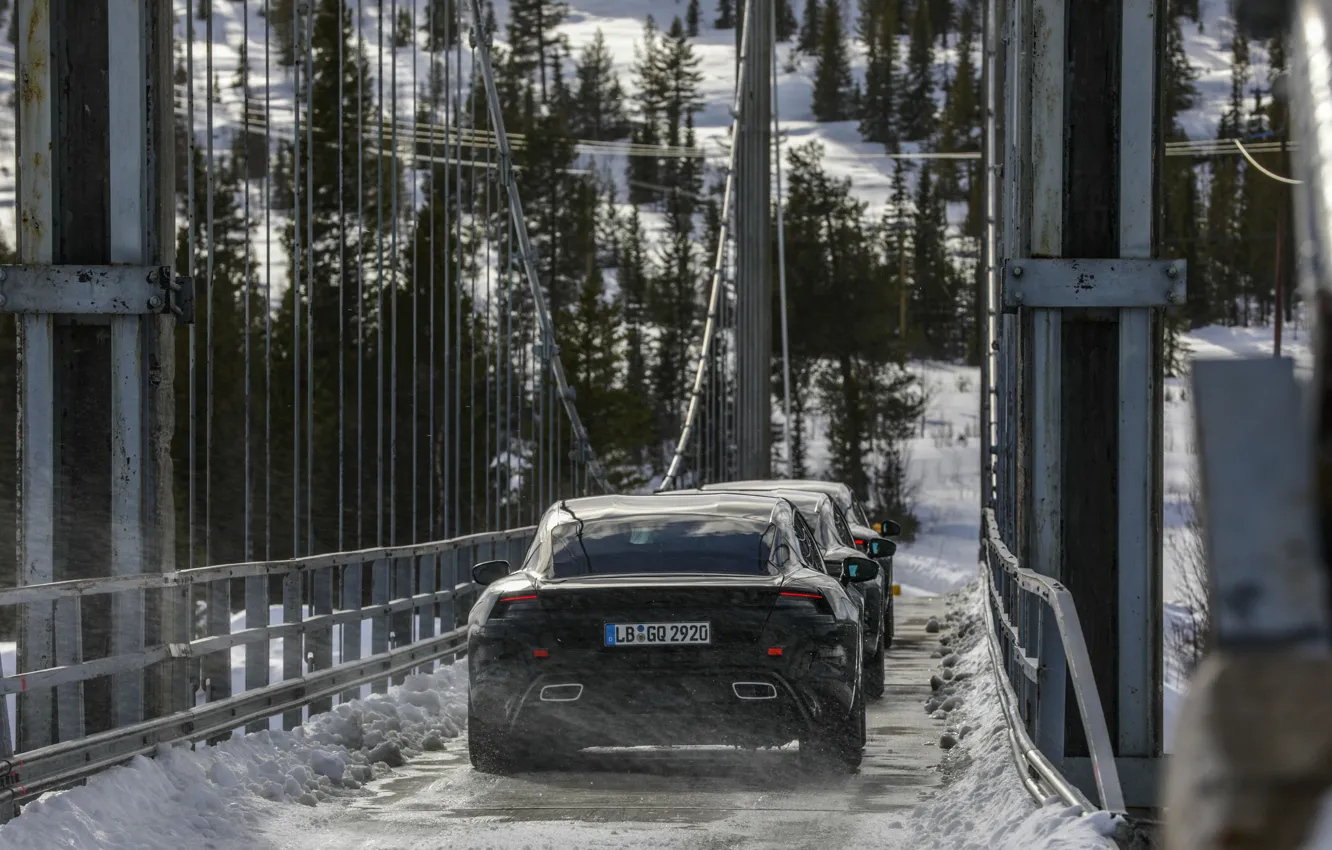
[470,660,856,749]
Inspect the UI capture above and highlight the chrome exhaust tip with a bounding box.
[732,681,778,700]
[539,683,584,702]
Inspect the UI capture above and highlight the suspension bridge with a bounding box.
[2,0,1328,846]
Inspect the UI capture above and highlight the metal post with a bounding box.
[734,0,771,480]
[15,0,56,752]
[1117,0,1162,764]
[107,0,147,731]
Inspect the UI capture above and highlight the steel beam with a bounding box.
[16,0,57,752]
[734,0,771,480]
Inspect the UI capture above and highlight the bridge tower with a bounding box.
[11,0,185,752]
[734,0,772,480]
[987,0,1176,809]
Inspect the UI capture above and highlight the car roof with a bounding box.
[685,486,831,513]
[698,479,853,501]
[552,492,788,525]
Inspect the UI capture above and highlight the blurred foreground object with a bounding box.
[1165,2,1332,847]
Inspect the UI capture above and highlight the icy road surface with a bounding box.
[252,597,949,850]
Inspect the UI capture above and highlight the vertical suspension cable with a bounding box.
[469,86,481,535]
[484,105,494,532]
[357,0,366,550]
[771,10,793,479]
[338,0,347,552]
[186,2,197,570]
[205,0,215,567]
[243,0,253,563]
[411,0,420,544]
[441,0,454,539]
[292,0,304,557]
[264,0,273,561]
[305,0,316,555]
[454,18,466,537]
[375,0,385,547]
[427,0,437,541]
[504,199,515,529]
[389,0,400,547]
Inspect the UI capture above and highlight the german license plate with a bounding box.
[604,622,711,646]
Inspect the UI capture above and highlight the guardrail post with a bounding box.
[282,571,302,729]
[441,550,458,660]
[244,564,269,730]
[391,557,414,685]
[418,554,437,673]
[310,563,333,712]
[340,560,364,703]
[1035,602,1067,765]
[371,557,390,693]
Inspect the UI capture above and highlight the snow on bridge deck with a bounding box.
[253,597,950,850]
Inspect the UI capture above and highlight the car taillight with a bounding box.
[491,593,539,618]
[777,590,831,614]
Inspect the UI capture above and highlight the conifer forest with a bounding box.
[0,0,1298,581]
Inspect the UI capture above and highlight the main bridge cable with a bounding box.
[657,0,756,492]
[466,0,611,494]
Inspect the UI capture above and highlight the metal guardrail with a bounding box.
[0,525,538,822]
[981,509,1127,816]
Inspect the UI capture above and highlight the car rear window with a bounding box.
[548,516,774,578]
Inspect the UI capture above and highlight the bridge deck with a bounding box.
[263,597,949,849]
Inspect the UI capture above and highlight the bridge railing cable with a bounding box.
[657,0,754,492]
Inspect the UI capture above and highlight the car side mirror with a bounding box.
[869,538,896,558]
[842,555,879,583]
[872,520,902,537]
[472,559,511,586]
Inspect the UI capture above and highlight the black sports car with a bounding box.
[465,493,879,774]
[700,479,901,651]
[684,487,894,698]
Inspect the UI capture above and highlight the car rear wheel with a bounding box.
[864,620,886,699]
[800,690,865,773]
[468,700,521,774]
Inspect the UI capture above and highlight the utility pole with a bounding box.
[995,0,1175,809]
[13,0,182,751]
[734,0,772,479]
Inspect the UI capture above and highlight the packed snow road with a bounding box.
[254,597,949,850]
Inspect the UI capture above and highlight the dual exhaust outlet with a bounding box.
[537,682,777,702]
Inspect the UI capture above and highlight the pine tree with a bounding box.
[898,0,937,140]
[506,0,571,105]
[572,29,630,140]
[173,146,263,565]
[907,164,957,358]
[883,157,913,340]
[929,0,954,49]
[1161,0,1204,358]
[617,204,653,429]
[267,0,298,67]
[686,0,702,36]
[812,0,855,122]
[563,262,654,487]
[392,8,414,48]
[628,17,666,204]
[781,141,923,504]
[776,0,798,41]
[937,6,979,199]
[859,0,899,145]
[422,0,459,51]
[799,0,823,53]
[715,0,736,30]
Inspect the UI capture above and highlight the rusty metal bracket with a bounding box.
[1001,259,1186,309]
[0,265,191,318]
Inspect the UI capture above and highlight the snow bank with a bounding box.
[893,586,1120,849]
[0,664,468,850]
